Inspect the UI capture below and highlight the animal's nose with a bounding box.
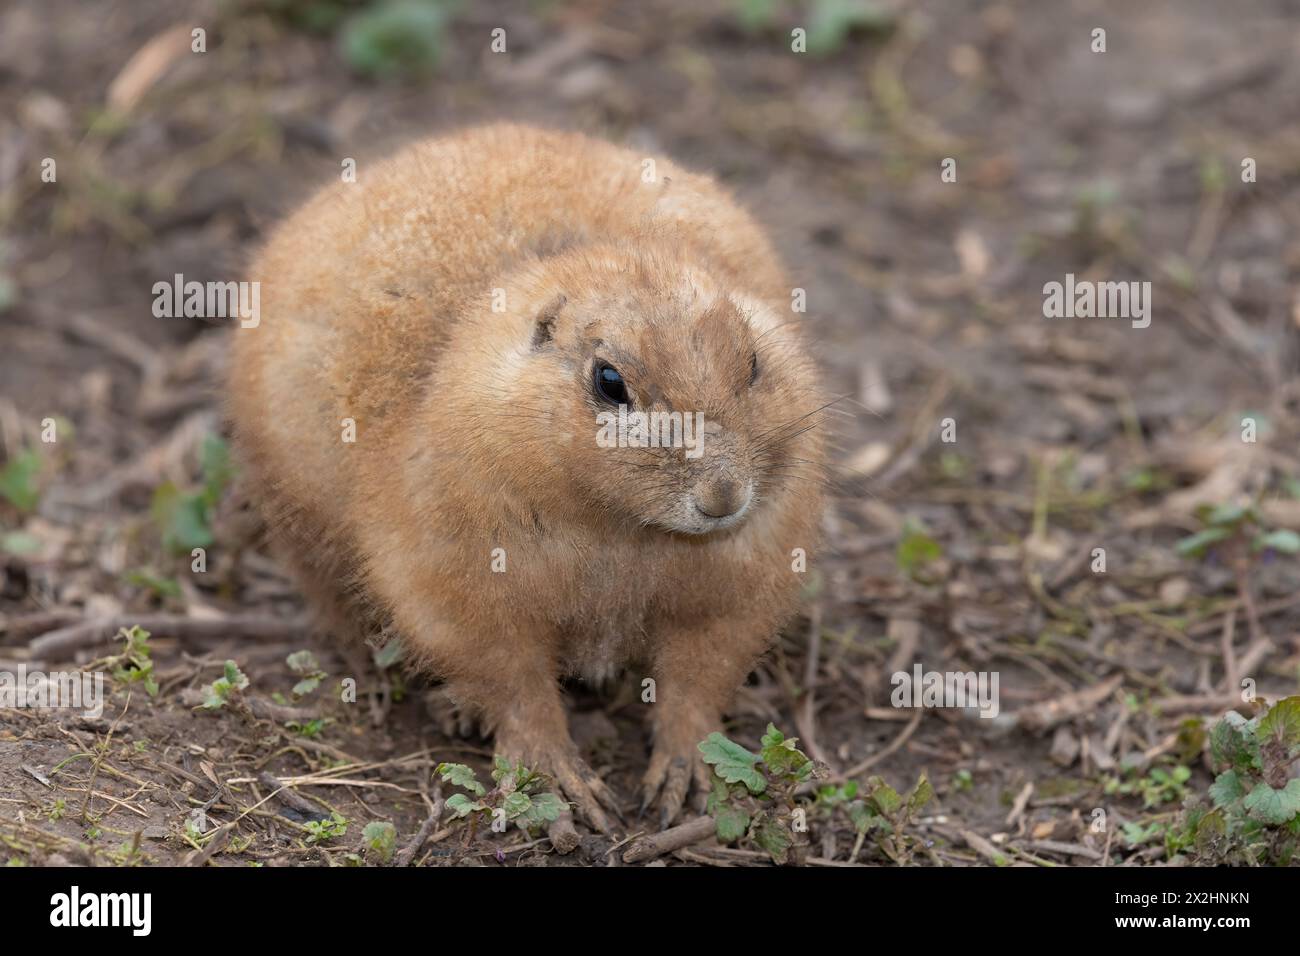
[694,477,753,518]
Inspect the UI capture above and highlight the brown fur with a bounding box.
[227,125,827,830]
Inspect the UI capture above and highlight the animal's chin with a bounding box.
[650,503,753,536]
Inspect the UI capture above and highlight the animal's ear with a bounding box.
[531,294,566,350]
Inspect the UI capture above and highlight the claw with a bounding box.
[641,748,702,829]
[657,757,691,828]
[581,763,625,821]
[548,751,626,836]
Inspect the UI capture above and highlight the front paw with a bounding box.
[642,711,717,829]
[496,731,622,836]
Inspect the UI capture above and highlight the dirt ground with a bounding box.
[2,0,1299,866]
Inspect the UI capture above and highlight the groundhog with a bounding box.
[228,124,827,832]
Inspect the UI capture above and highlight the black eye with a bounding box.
[749,350,759,385]
[593,362,629,406]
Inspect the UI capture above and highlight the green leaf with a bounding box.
[443,793,483,818]
[286,650,320,674]
[734,0,780,32]
[906,774,934,816]
[198,434,233,506]
[759,723,785,750]
[372,640,403,669]
[150,481,213,553]
[846,800,878,833]
[1257,696,1300,758]
[2,531,41,554]
[124,569,181,598]
[1242,780,1300,826]
[363,821,396,862]
[896,519,942,577]
[699,733,766,794]
[865,776,902,816]
[502,791,532,819]
[1210,710,1261,773]
[752,816,793,864]
[292,676,321,697]
[340,0,449,79]
[714,805,751,843]
[437,763,486,796]
[0,450,41,513]
[806,0,897,56]
[1256,530,1300,554]
[491,754,521,786]
[1205,502,1251,527]
[1208,770,1244,808]
[222,660,249,690]
[1176,526,1231,558]
[519,792,566,827]
[759,723,811,777]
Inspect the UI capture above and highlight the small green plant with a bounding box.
[730,0,896,54]
[200,661,249,711]
[951,768,974,793]
[286,717,330,738]
[806,0,896,54]
[363,821,397,863]
[302,812,349,845]
[821,773,935,863]
[150,434,233,554]
[700,724,828,864]
[1121,819,1166,848]
[124,568,182,600]
[1176,502,1299,561]
[90,626,159,697]
[286,650,327,698]
[895,518,943,581]
[1105,763,1192,808]
[339,0,458,79]
[0,449,41,513]
[1172,696,1300,865]
[437,757,567,834]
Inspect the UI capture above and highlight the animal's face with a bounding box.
[513,249,824,536]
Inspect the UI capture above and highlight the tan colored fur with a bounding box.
[228,125,826,830]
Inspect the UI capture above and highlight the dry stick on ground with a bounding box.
[958,829,1008,866]
[793,602,832,769]
[1026,839,1103,862]
[872,376,953,490]
[257,772,331,818]
[1219,606,1239,694]
[1008,673,1124,734]
[1005,781,1034,829]
[0,610,81,644]
[1152,693,1240,716]
[830,708,923,784]
[622,815,715,864]
[31,613,307,659]
[80,692,132,823]
[1234,553,1267,648]
[182,823,233,867]
[393,786,445,867]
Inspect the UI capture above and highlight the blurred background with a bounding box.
[2,0,1300,866]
